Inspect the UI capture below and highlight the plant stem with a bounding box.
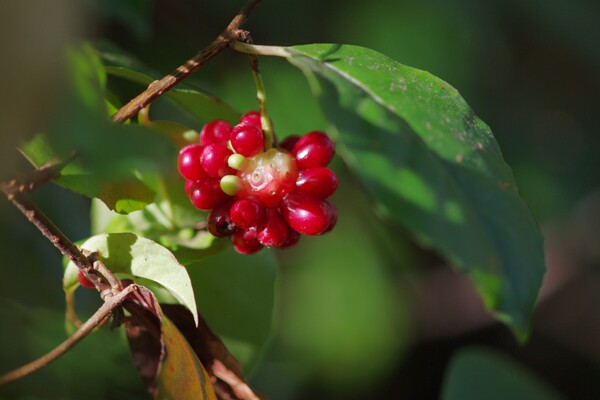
[241,35,275,149]
[232,41,290,58]
[112,0,263,123]
[0,284,138,386]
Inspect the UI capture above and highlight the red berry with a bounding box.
[188,178,230,210]
[257,208,289,247]
[292,131,335,170]
[78,271,96,289]
[323,201,338,233]
[280,192,335,235]
[200,120,232,145]
[237,148,298,207]
[230,124,265,157]
[178,144,205,180]
[239,111,262,128]
[207,202,236,237]
[230,197,265,229]
[279,135,300,152]
[296,167,338,199]
[185,180,194,196]
[231,227,263,255]
[201,143,235,178]
[278,228,300,248]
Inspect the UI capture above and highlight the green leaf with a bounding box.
[20,134,155,214]
[185,248,278,370]
[156,315,217,400]
[63,233,198,325]
[103,65,239,124]
[284,44,545,334]
[441,347,564,400]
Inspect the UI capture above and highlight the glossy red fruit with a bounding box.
[296,167,338,199]
[178,144,205,181]
[323,201,338,234]
[292,131,335,170]
[278,135,300,152]
[277,228,300,248]
[231,227,263,255]
[188,178,230,210]
[200,120,232,145]
[230,197,264,229]
[237,148,298,207]
[239,111,262,128]
[257,208,289,247]
[185,180,194,196]
[78,271,96,289]
[280,192,335,235]
[201,143,235,178]
[230,124,264,157]
[207,202,236,237]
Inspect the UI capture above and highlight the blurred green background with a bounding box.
[0,0,599,399]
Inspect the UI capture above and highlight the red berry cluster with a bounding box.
[178,111,338,254]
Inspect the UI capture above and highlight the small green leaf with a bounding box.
[63,233,198,325]
[285,43,545,334]
[156,316,217,400]
[185,248,278,370]
[20,134,155,214]
[442,347,564,400]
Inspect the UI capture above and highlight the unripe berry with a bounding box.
[296,167,338,199]
[230,124,265,157]
[78,271,96,289]
[292,131,335,170]
[280,192,335,235]
[207,202,236,237]
[188,178,230,210]
[201,143,235,178]
[200,120,232,145]
[230,197,265,229]
[231,227,263,255]
[257,208,289,247]
[178,144,205,181]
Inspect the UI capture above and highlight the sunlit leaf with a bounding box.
[156,316,217,400]
[442,347,564,400]
[63,233,198,325]
[285,43,545,335]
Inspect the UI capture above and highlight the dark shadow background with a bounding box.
[0,0,598,399]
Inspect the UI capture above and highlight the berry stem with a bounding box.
[242,35,275,150]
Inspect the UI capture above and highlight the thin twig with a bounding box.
[0,285,138,386]
[0,153,77,196]
[112,0,262,123]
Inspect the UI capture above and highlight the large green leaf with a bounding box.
[63,233,198,325]
[185,248,278,371]
[441,347,564,400]
[284,44,544,334]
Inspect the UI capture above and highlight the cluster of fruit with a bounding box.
[178,111,338,254]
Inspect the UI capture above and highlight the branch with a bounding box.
[0,284,138,386]
[112,0,262,123]
[1,176,113,293]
